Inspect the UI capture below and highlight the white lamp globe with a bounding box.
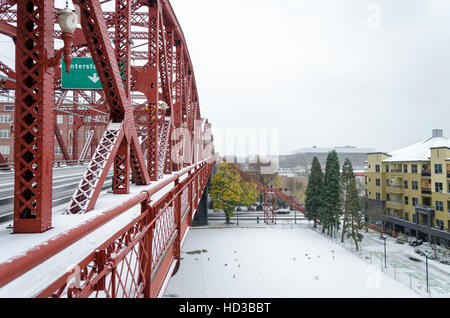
[57,7,78,33]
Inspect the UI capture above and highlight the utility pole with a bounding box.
[426,256,429,293]
[384,237,387,268]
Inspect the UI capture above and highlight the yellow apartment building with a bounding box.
[364,129,450,247]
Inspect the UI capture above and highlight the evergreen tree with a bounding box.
[340,159,364,250]
[340,159,353,242]
[304,157,323,228]
[319,150,340,236]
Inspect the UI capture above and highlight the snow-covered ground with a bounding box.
[350,229,450,297]
[164,220,421,298]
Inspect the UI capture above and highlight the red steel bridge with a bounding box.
[0,0,216,298]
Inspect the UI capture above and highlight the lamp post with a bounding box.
[49,5,78,72]
[383,236,387,268]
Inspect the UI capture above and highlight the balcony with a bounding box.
[386,200,403,209]
[386,184,403,194]
[447,171,450,178]
[421,170,431,177]
[421,187,432,195]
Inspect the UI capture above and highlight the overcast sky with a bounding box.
[170,0,450,155]
[1,1,449,156]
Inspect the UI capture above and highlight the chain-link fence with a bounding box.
[311,227,450,298]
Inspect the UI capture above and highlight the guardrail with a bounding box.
[0,160,213,298]
[0,159,94,170]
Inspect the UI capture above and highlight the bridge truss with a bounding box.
[0,0,215,298]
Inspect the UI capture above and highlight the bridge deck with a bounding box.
[0,162,211,297]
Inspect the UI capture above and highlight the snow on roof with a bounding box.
[383,136,450,163]
[293,146,375,154]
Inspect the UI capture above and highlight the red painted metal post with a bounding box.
[174,178,181,260]
[146,2,160,180]
[13,0,55,233]
[188,171,193,225]
[113,137,130,194]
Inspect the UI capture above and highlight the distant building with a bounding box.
[278,167,305,178]
[364,129,450,246]
[280,145,375,174]
[0,99,105,163]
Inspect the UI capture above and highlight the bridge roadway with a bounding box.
[0,166,113,223]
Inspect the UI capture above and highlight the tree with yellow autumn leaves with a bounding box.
[210,163,258,224]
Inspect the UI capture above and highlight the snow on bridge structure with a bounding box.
[0,0,215,298]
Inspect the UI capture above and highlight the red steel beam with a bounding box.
[13,0,55,233]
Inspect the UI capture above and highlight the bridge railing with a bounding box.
[0,160,213,298]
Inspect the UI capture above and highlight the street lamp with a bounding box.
[158,101,169,111]
[49,6,78,73]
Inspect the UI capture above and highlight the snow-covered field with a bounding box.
[164,221,421,298]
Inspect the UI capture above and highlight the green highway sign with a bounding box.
[61,57,102,90]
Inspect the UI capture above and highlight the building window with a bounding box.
[4,105,14,111]
[404,196,409,205]
[435,182,443,193]
[376,179,380,186]
[411,165,418,173]
[403,164,408,173]
[0,129,10,138]
[0,145,10,155]
[404,180,408,189]
[0,113,12,123]
[376,193,380,201]
[436,201,444,211]
[375,165,380,172]
[413,214,417,223]
[412,197,418,207]
[405,212,409,221]
[57,115,64,124]
[434,164,442,174]
[68,130,73,139]
[69,115,73,124]
[68,146,72,155]
[436,219,444,230]
[386,179,390,186]
[412,181,418,190]
[54,146,61,155]
[385,165,389,172]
